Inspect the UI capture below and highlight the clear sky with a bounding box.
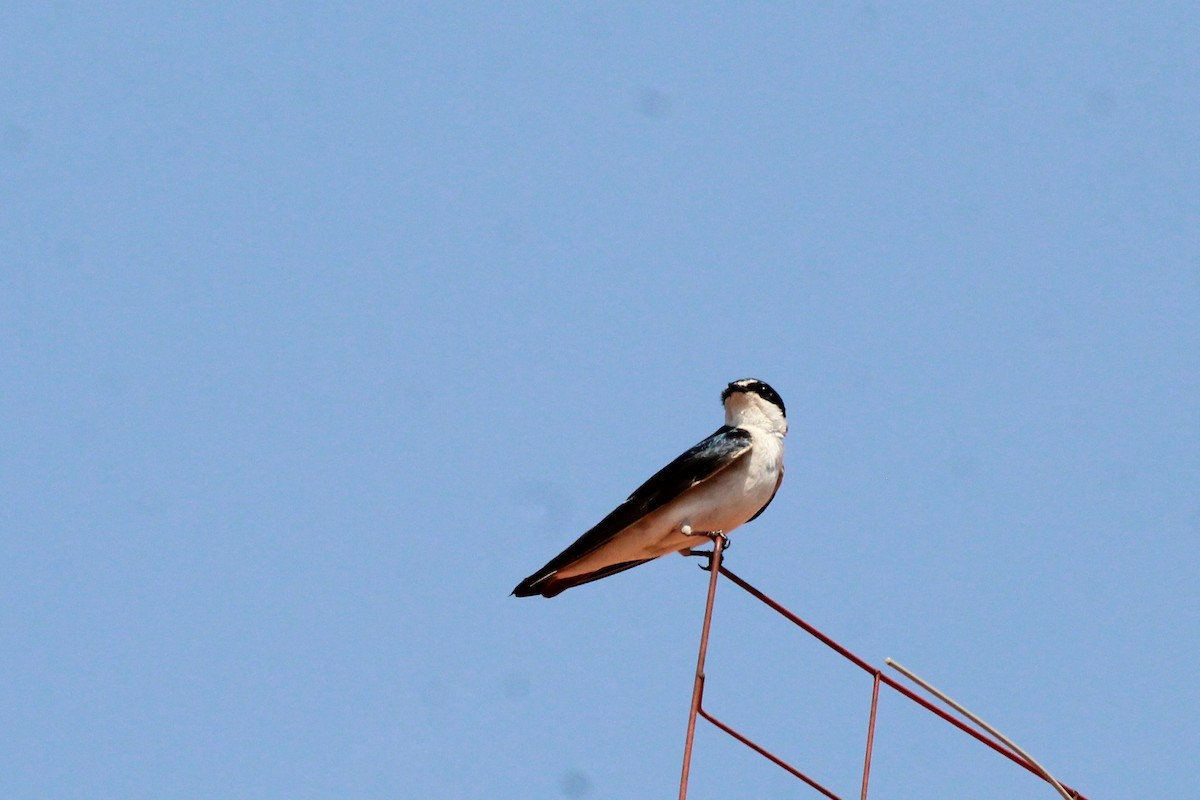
[2,4,1197,798]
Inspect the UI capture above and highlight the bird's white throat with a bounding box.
[723,392,788,436]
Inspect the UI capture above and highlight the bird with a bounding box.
[512,378,787,598]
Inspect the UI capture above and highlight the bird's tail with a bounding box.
[511,558,653,598]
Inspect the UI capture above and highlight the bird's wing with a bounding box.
[512,426,753,596]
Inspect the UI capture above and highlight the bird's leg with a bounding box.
[680,525,729,559]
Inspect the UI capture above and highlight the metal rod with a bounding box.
[678,533,725,800]
[859,671,882,800]
[885,659,1075,800]
[719,566,877,672]
[699,708,844,800]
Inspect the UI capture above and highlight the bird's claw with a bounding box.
[680,528,728,570]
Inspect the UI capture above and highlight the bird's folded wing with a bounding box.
[516,426,753,585]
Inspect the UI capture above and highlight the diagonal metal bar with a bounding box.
[718,565,879,673]
[698,708,844,800]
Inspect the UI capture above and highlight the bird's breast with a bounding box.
[649,429,783,548]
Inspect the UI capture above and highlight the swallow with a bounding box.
[512,378,786,597]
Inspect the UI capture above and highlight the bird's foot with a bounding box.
[680,526,728,569]
[680,525,729,548]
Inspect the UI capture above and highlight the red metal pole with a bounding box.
[678,535,725,800]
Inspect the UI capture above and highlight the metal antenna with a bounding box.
[674,556,1089,799]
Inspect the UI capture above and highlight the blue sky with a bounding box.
[2,4,1197,798]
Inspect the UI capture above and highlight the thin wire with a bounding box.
[885,659,1075,800]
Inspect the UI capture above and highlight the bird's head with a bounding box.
[721,378,787,436]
